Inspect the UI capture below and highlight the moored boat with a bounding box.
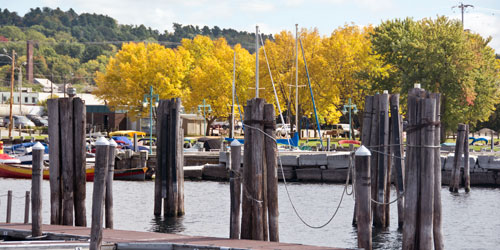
[0,164,147,181]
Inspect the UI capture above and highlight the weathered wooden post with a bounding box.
[464,124,470,193]
[24,191,30,224]
[403,87,423,249]
[105,139,117,229]
[369,94,379,227]
[48,97,87,226]
[47,99,61,225]
[90,137,109,250]
[264,104,279,242]
[354,96,373,226]
[419,98,436,249]
[32,142,44,237]
[155,98,184,217]
[6,190,12,223]
[450,124,466,192]
[355,145,372,250]
[229,140,242,239]
[73,97,87,227]
[374,92,389,228]
[431,93,444,250]
[403,87,443,250]
[389,94,405,229]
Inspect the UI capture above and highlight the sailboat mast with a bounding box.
[255,25,260,98]
[295,24,299,132]
[231,51,236,139]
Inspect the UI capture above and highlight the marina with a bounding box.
[0,179,499,249]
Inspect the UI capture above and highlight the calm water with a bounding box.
[0,178,499,250]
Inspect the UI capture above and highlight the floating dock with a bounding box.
[0,223,351,250]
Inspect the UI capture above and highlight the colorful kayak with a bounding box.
[0,164,147,181]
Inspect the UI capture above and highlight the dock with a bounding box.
[0,223,351,250]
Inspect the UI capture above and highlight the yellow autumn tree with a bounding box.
[181,36,254,134]
[94,42,191,119]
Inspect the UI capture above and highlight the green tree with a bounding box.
[371,16,500,137]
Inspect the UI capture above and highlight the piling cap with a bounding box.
[32,142,45,150]
[230,139,241,146]
[108,138,117,147]
[95,136,110,146]
[355,145,371,156]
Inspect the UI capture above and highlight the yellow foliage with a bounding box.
[181,36,254,123]
[94,42,190,119]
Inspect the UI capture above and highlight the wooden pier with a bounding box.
[0,223,350,250]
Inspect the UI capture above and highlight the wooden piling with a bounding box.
[59,98,74,226]
[369,94,379,226]
[153,101,165,216]
[354,96,373,226]
[90,137,109,250]
[73,98,87,227]
[32,142,44,237]
[389,94,405,229]
[402,88,422,250]
[105,139,117,229]
[419,98,436,249]
[464,124,470,193]
[6,190,12,223]
[250,98,265,241]
[355,146,372,250]
[431,93,444,250]
[264,104,279,242]
[229,140,242,239]
[450,124,466,192]
[241,103,253,240]
[24,191,30,224]
[47,99,61,225]
[155,98,184,217]
[374,93,389,228]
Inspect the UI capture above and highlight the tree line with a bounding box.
[94,17,500,135]
[0,7,271,92]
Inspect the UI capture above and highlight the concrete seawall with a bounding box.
[181,151,500,186]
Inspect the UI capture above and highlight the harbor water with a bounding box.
[0,178,499,249]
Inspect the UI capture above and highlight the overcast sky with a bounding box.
[2,0,499,52]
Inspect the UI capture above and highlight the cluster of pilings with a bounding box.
[47,97,87,226]
[153,98,185,217]
[450,123,471,192]
[354,87,443,250]
[230,98,279,242]
[356,92,404,230]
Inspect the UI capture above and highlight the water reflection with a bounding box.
[150,215,186,233]
[372,227,402,250]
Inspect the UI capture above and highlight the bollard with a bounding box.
[6,190,12,223]
[327,137,331,152]
[90,137,109,250]
[24,191,30,224]
[229,140,242,239]
[105,139,117,229]
[354,146,372,250]
[133,133,138,152]
[32,142,44,236]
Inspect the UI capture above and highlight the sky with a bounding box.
[2,0,500,52]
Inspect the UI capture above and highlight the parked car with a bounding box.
[26,114,48,127]
[4,115,36,128]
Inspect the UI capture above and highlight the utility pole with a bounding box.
[9,50,15,138]
[453,2,474,27]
